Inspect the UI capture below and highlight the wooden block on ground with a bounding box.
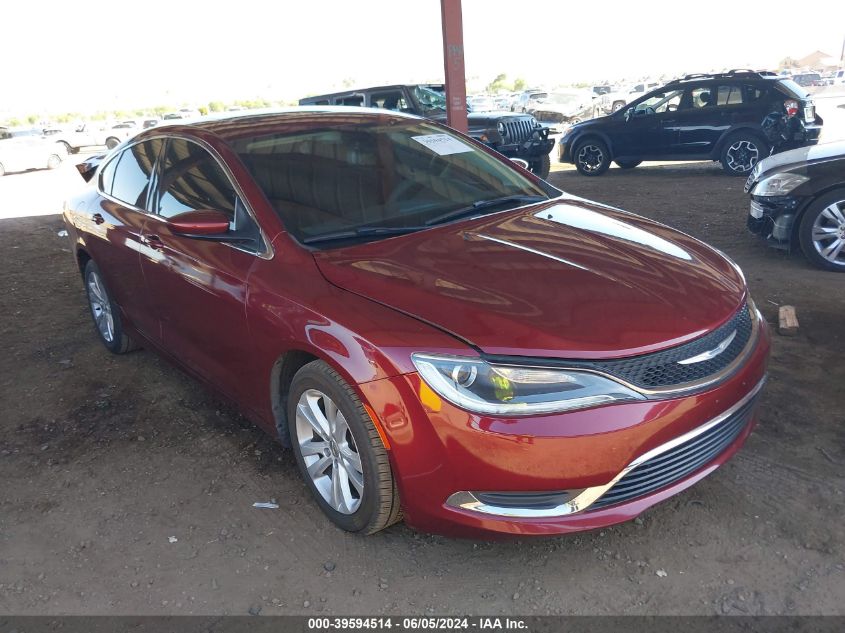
[778,305,799,336]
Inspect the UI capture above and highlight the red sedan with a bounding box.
[63,109,770,538]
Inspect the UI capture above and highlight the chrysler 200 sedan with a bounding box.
[63,108,770,538]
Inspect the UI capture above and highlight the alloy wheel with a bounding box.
[87,270,115,343]
[295,389,364,514]
[577,144,605,173]
[725,140,759,173]
[811,200,845,266]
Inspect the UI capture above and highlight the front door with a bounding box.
[615,88,684,159]
[139,137,260,403]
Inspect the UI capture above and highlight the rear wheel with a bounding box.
[529,153,551,179]
[612,101,626,113]
[720,132,767,176]
[573,139,610,176]
[798,189,845,272]
[105,137,120,150]
[47,154,62,170]
[615,159,642,169]
[83,260,138,353]
[288,360,401,534]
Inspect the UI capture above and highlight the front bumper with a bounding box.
[746,194,808,250]
[360,315,771,538]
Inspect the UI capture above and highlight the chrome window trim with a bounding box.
[445,375,767,519]
[95,134,274,260]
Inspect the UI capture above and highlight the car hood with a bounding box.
[313,197,746,359]
[755,139,845,177]
[533,103,585,116]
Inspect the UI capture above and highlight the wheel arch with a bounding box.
[269,349,321,446]
[789,184,845,246]
[570,131,615,159]
[76,246,92,277]
[711,126,768,160]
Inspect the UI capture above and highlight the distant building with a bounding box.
[796,51,839,70]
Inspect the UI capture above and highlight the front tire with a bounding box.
[573,139,610,176]
[288,360,401,534]
[798,189,845,272]
[83,260,138,353]
[47,154,62,170]
[529,153,551,179]
[105,137,120,150]
[720,132,767,176]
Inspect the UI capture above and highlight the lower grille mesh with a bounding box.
[589,395,758,510]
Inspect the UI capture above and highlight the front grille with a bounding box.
[572,302,754,390]
[589,394,758,510]
[502,118,535,143]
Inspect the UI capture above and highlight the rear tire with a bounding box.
[288,360,401,534]
[47,154,62,170]
[615,159,642,169]
[720,132,768,176]
[83,260,139,354]
[105,137,120,150]
[797,188,845,272]
[529,153,551,179]
[573,138,610,176]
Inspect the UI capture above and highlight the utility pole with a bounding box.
[440,0,468,133]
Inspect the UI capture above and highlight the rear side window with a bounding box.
[107,139,162,208]
[775,79,809,99]
[157,138,237,221]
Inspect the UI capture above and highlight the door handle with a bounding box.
[140,234,163,248]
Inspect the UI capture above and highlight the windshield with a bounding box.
[231,119,554,247]
[414,86,447,115]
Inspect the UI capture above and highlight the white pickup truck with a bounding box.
[47,123,137,153]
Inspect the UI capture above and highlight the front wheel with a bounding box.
[105,137,120,150]
[720,133,767,176]
[288,360,401,534]
[47,154,62,170]
[573,139,610,176]
[798,189,845,271]
[529,153,551,179]
[83,260,138,353]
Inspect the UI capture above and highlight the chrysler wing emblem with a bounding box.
[677,330,737,365]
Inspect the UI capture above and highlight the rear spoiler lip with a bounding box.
[75,154,106,183]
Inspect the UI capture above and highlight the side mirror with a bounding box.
[166,209,231,237]
[509,158,529,169]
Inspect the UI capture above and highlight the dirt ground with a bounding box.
[0,157,843,616]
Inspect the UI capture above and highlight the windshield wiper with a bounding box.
[424,195,547,226]
[301,225,427,245]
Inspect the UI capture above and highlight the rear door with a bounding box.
[139,137,263,402]
[80,139,162,338]
[674,82,760,156]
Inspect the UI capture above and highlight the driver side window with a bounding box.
[634,90,683,115]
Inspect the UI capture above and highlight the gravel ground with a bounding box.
[0,151,843,616]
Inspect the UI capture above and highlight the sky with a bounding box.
[3,0,844,117]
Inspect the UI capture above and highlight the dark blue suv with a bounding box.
[558,70,822,177]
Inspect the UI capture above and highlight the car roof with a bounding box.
[134,107,426,143]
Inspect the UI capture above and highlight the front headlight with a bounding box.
[411,353,645,416]
[752,172,808,196]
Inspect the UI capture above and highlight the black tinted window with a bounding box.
[109,140,162,208]
[157,139,237,220]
